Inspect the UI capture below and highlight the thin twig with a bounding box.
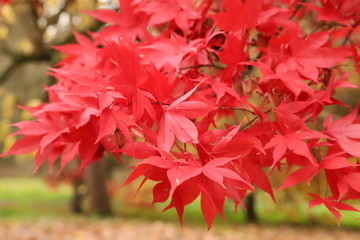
[240,116,260,131]
[150,102,256,114]
[240,109,271,130]
[342,29,353,46]
[218,106,255,114]
[180,64,225,71]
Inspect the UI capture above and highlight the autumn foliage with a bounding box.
[0,0,11,4]
[2,0,360,228]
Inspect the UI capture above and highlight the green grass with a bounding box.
[0,177,360,229]
[0,178,73,220]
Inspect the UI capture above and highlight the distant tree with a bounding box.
[0,0,117,216]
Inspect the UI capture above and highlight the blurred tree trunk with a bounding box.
[85,158,112,216]
[245,193,258,222]
[70,176,84,214]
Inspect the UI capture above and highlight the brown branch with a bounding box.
[342,29,352,46]
[241,51,264,80]
[240,109,271,131]
[180,64,225,71]
[218,106,255,114]
[240,116,260,131]
[0,62,19,85]
[0,43,51,84]
[0,55,51,85]
[150,102,254,113]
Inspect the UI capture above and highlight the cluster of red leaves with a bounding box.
[2,0,360,228]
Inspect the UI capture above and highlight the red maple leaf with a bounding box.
[265,129,326,167]
[140,0,200,33]
[324,109,360,157]
[156,81,215,151]
[302,0,360,27]
[210,0,262,32]
[85,0,149,41]
[307,193,360,226]
[139,34,197,70]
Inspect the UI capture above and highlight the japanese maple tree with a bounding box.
[2,0,360,228]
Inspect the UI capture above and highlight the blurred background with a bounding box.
[0,1,360,239]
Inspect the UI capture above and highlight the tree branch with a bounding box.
[0,61,19,85]
[0,44,51,84]
[240,109,271,131]
[180,64,225,71]
[342,29,352,46]
[150,102,254,114]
